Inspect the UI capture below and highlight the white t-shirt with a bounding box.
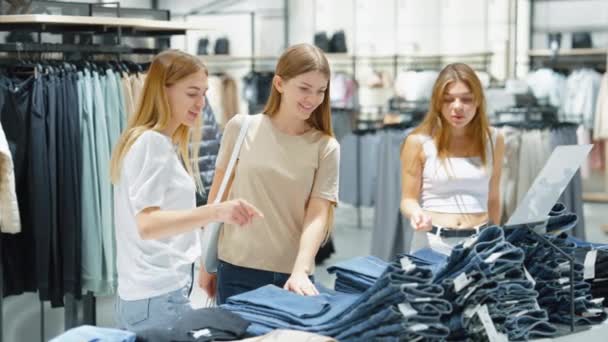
[114,130,200,300]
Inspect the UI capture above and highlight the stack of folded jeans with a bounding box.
[568,236,608,307]
[326,256,389,294]
[545,202,579,234]
[506,214,608,326]
[431,226,557,341]
[222,259,452,341]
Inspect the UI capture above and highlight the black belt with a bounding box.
[429,225,488,238]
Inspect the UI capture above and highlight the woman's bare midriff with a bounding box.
[424,210,489,229]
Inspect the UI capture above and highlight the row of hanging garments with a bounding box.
[493,106,586,239]
[525,67,603,130]
[0,60,146,307]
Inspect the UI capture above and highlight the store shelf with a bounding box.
[528,48,608,57]
[323,52,493,59]
[199,55,278,61]
[0,14,211,35]
[582,192,608,203]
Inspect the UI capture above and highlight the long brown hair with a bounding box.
[263,43,333,137]
[110,50,207,192]
[412,63,492,166]
[263,43,335,241]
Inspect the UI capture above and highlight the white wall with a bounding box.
[531,0,608,50]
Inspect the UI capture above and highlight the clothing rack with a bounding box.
[525,51,608,202]
[492,105,559,125]
[0,3,205,341]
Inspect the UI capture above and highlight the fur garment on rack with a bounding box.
[0,122,21,234]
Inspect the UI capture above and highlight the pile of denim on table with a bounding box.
[505,203,607,327]
[418,225,558,341]
[569,235,608,306]
[221,258,452,341]
[326,255,389,294]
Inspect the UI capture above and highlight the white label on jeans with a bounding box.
[584,250,598,280]
[515,310,529,317]
[412,297,433,303]
[400,257,416,272]
[191,329,212,338]
[398,303,418,318]
[454,272,473,293]
[484,251,508,264]
[464,304,481,318]
[477,305,508,342]
[409,323,429,332]
[462,284,479,302]
[523,267,536,287]
[402,283,419,289]
[558,277,570,285]
[582,309,604,317]
[591,297,605,305]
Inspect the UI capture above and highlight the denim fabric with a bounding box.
[327,256,386,294]
[50,325,135,342]
[411,248,449,266]
[217,260,306,305]
[427,226,556,340]
[504,212,606,328]
[223,258,451,340]
[115,282,192,334]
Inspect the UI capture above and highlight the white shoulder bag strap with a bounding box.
[201,115,251,275]
[214,116,251,204]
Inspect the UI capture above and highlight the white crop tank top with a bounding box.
[420,130,497,214]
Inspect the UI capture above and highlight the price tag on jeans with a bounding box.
[582,309,604,317]
[514,310,529,317]
[412,297,433,303]
[464,304,481,318]
[584,250,598,280]
[558,261,570,272]
[454,272,473,293]
[476,305,508,342]
[462,284,479,302]
[523,267,536,287]
[400,256,416,272]
[591,297,605,305]
[398,303,418,318]
[409,323,429,332]
[484,251,508,264]
[558,277,570,285]
[190,329,212,339]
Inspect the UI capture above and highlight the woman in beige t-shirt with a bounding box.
[199,44,340,304]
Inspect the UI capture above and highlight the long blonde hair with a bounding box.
[263,43,335,241]
[412,63,492,166]
[263,43,334,136]
[110,50,207,192]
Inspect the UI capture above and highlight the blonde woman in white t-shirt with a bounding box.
[109,50,262,333]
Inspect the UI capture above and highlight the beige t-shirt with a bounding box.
[216,114,340,274]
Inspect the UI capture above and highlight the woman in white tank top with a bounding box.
[400,63,505,253]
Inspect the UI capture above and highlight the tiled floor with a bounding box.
[4,202,608,342]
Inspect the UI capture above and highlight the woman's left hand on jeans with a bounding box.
[284,271,319,296]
